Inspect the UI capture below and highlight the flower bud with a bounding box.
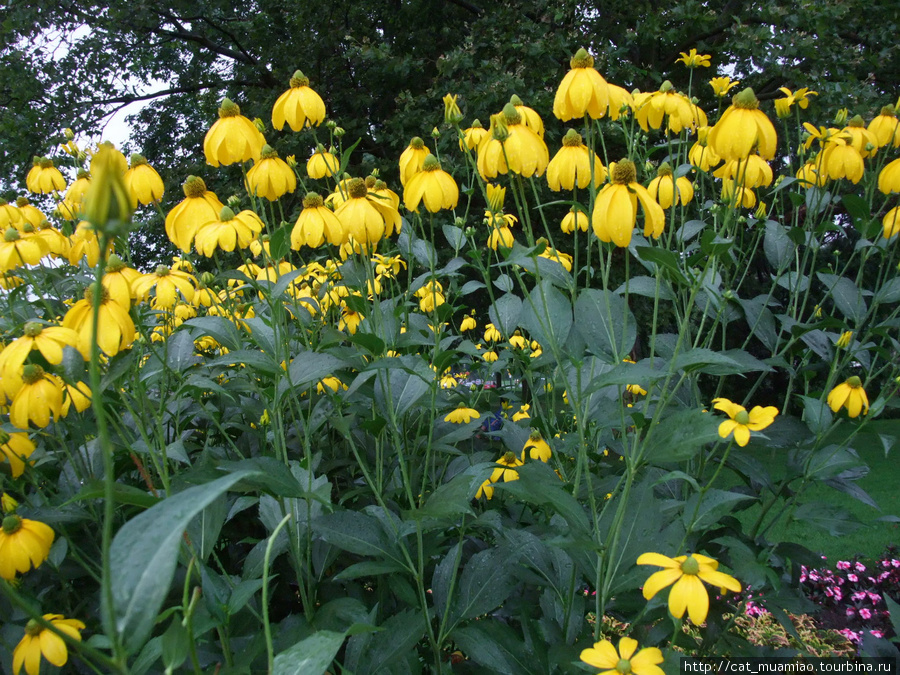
[443,94,464,125]
[63,127,75,141]
[334,126,346,138]
[83,145,133,236]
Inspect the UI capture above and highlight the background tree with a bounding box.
[1,0,896,265]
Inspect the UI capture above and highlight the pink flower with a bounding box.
[859,608,872,620]
[855,562,866,572]
[848,573,858,582]
[846,608,857,617]
[837,561,851,570]
[852,591,867,602]
[871,630,884,638]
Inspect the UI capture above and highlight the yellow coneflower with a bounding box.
[592,160,664,247]
[271,70,326,131]
[203,98,265,167]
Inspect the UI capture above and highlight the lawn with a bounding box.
[738,420,900,562]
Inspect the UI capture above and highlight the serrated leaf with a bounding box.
[489,293,522,338]
[273,630,346,675]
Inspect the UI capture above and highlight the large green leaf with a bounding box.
[574,288,636,361]
[273,630,346,675]
[452,621,542,675]
[449,546,521,624]
[489,293,523,338]
[520,279,572,352]
[108,469,258,653]
[312,511,406,566]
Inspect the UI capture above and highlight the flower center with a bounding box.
[24,619,43,636]
[130,153,147,167]
[218,98,241,118]
[732,87,760,110]
[183,176,207,198]
[155,265,171,277]
[23,322,44,337]
[303,192,324,209]
[562,129,583,147]
[422,155,442,172]
[501,451,517,465]
[409,137,425,150]
[16,197,29,207]
[106,254,126,273]
[570,47,594,69]
[347,178,368,199]
[2,514,22,534]
[4,227,21,242]
[39,157,55,169]
[289,70,310,88]
[680,555,701,575]
[847,115,865,128]
[83,283,110,304]
[21,364,45,385]
[260,144,278,160]
[656,162,673,177]
[659,80,674,93]
[612,160,637,185]
[219,206,236,222]
[847,376,862,388]
[616,658,633,674]
[735,410,750,425]
[502,103,522,126]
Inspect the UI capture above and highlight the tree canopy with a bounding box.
[1,0,896,263]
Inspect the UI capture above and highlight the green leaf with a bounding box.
[520,279,572,352]
[443,224,465,249]
[843,193,877,238]
[683,488,755,530]
[287,351,347,388]
[65,481,159,509]
[495,462,590,534]
[184,316,242,351]
[875,278,900,304]
[792,502,863,536]
[184,494,227,562]
[165,329,197,372]
[108,469,258,652]
[737,296,778,352]
[817,272,866,323]
[452,622,541,675]
[574,288,636,360]
[268,223,291,261]
[489,293,523,338]
[673,348,744,373]
[374,365,431,418]
[764,221,794,271]
[273,630,346,675]
[357,609,427,675]
[312,511,405,565]
[227,579,264,615]
[333,560,407,581]
[615,275,675,301]
[634,246,689,285]
[450,546,521,624]
[161,617,189,672]
[642,408,721,463]
[799,396,832,435]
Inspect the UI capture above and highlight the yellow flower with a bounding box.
[2,493,18,513]
[592,160,665,247]
[477,106,549,180]
[580,637,664,675]
[271,70,326,131]
[547,129,606,191]
[484,323,502,342]
[194,207,264,256]
[443,93,463,125]
[132,265,197,308]
[204,98,265,167]
[317,376,347,394]
[62,285,136,357]
[124,154,165,207]
[512,404,531,422]
[460,120,488,151]
[721,180,756,209]
[338,306,363,334]
[632,82,706,134]
[827,376,869,418]
[774,87,817,118]
[883,206,900,239]
[708,88,777,161]
[836,331,853,349]
[868,106,900,149]
[709,76,739,98]
[404,155,459,213]
[165,176,226,252]
[25,157,66,194]
[13,614,84,675]
[444,406,480,424]
[102,254,141,309]
[560,207,589,234]
[307,146,341,179]
[523,430,551,462]
[553,48,609,121]
[0,430,35,478]
[246,145,297,200]
[398,137,431,187]
[713,155,773,188]
[292,192,344,249]
[416,280,445,312]
[712,397,778,446]
[0,322,80,396]
[820,141,864,183]
[0,515,54,580]
[334,178,387,244]
[676,49,711,68]
[460,315,477,332]
[0,227,49,273]
[539,247,573,271]
[637,552,741,624]
[10,365,64,429]
[879,158,900,194]
[796,161,825,188]
[372,253,406,278]
[13,197,47,230]
[476,452,524,499]
[510,94,544,137]
[482,350,499,363]
[646,163,694,209]
[84,145,133,232]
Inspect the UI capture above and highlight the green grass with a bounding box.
[736,420,900,562]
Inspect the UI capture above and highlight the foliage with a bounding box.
[1,41,900,675]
